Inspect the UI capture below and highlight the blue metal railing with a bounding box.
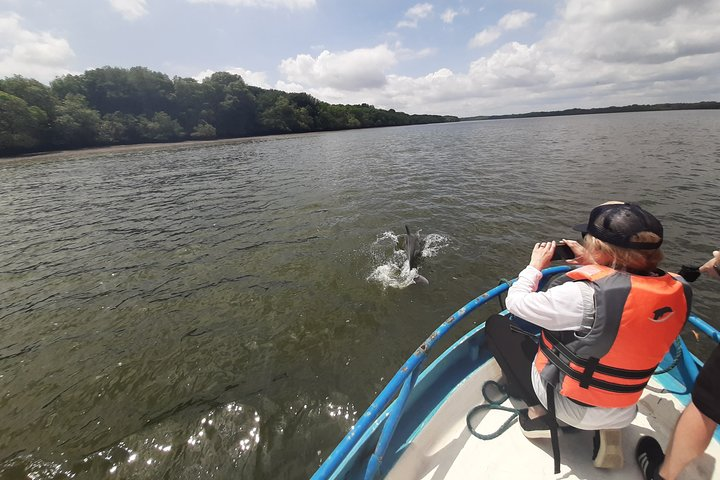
[312,266,720,480]
[689,314,720,344]
[364,367,420,480]
[677,314,720,386]
[311,265,571,479]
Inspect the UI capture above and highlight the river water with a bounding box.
[1,111,719,479]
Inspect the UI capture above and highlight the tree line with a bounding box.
[462,101,720,121]
[0,66,458,157]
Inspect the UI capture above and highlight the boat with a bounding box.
[311,266,720,479]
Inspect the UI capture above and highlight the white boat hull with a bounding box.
[387,358,719,479]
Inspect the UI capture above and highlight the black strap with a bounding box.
[540,341,649,394]
[543,331,657,379]
[546,383,561,474]
[578,356,599,388]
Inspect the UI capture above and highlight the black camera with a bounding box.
[551,242,575,261]
[678,265,700,282]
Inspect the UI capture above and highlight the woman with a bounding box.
[486,202,692,472]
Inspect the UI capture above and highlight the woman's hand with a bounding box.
[561,239,595,266]
[699,250,720,280]
[530,241,555,271]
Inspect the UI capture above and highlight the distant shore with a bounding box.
[460,100,720,121]
[4,101,718,165]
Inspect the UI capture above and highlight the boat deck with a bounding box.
[386,359,719,479]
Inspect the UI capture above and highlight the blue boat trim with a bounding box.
[312,266,720,479]
[689,313,720,343]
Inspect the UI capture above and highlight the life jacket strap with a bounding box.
[578,356,599,389]
[543,331,657,379]
[539,341,649,394]
[546,383,561,474]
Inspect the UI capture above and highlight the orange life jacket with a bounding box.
[534,264,691,408]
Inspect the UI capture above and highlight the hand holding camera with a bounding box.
[551,241,575,261]
[530,240,584,271]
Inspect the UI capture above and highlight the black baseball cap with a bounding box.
[573,202,663,250]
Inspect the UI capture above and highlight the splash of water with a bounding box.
[366,230,449,289]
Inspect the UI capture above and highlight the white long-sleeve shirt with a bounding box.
[506,265,637,430]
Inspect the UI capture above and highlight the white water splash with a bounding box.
[421,233,450,258]
[366,229,449,289]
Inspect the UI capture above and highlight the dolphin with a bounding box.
[405,225,429,285]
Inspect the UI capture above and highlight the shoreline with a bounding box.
[0,133,314,166]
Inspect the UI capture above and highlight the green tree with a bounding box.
[145,112,184,142]
[256,90,313,133]
[50,74,86,99]
[81,66,173,115]
[1,66,458,157]
[0,76,56,147]
[203,74,258,138]
[0,91,48,153]
[203,72,245,109]
[260,96,297,133]
[128,66,174,114]
[52,94,102,148]
[190,120,216,140]
[172,77,211,132]
[0,75,57,116]
[315,103,346,130]
[217,88,257,137]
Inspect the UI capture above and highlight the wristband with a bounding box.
[714,262,720,276]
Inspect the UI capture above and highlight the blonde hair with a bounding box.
[583,232,664,273]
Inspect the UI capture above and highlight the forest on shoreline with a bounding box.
[462,101,720,121]
[0,66,458,157]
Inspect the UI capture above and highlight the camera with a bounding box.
[678,265,700,282]
[551,242,575,261]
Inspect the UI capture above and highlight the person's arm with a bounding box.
[505,242,587,331]
[699,250,720,280]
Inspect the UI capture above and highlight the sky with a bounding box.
[1,0,720,117]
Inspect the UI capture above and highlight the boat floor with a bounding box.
[387,359,719,479]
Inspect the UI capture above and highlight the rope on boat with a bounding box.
[466,380,521,440]
[496,278,513,311]
[654,337,683,375]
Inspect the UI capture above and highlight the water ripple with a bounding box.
[1,111,719,479]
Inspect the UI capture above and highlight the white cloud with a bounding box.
[276,0,720,117]
[563,0,708,23]
[441,8,458,24]
[109,0,149,20]
[195,67,270,88]
[498,10,535,30]
[228,68,270,88]
[469,42,554,89]
[469,9,535,49]
[279,45,396,90]
[546,0,720,66]
[469,28,501,48]
[186,0,316,9]
[274,80,305,93]
[397,3,433,28]
[397,46,437,61]
[0,13,75,83]
[461,0,720,113]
